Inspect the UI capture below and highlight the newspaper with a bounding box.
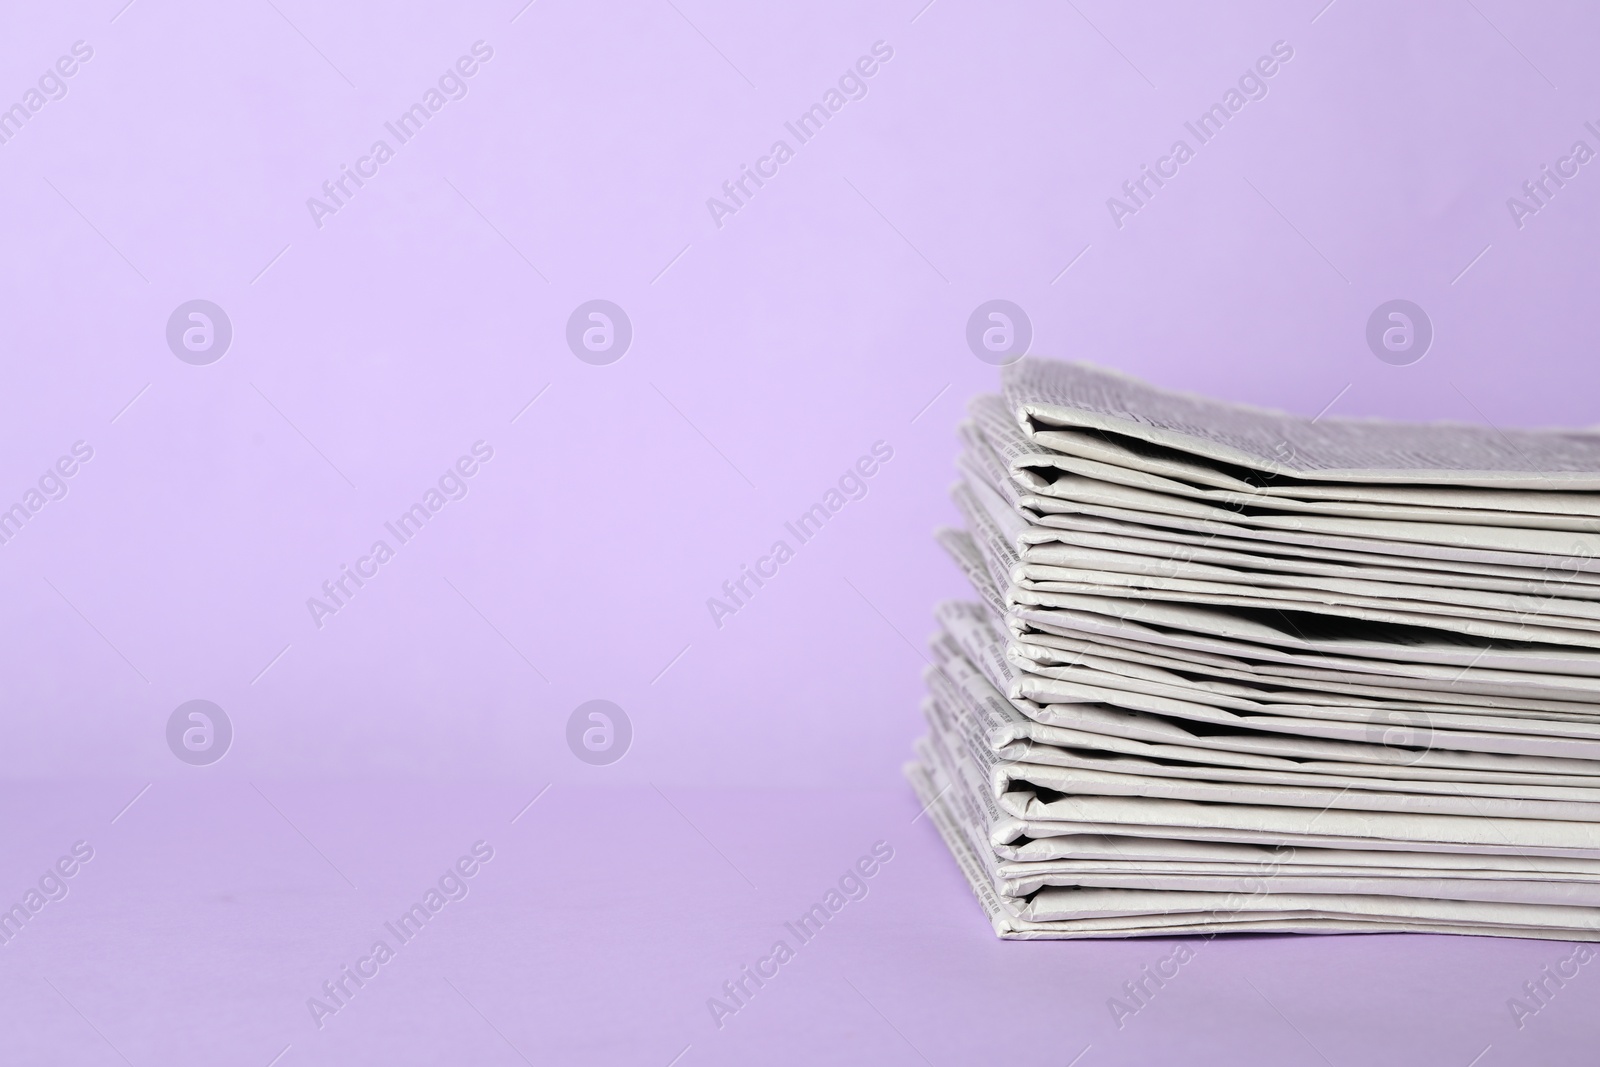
[1015,507,1600,590]
[923,653,1600,823]
[957,420,1600,592]
[1003,359,1600,489]
[1014,552,1600,622]
[943,522,1600,698]
[931,624,1600,783]
[994,835,1600,875]
[906,761,1600,940]
[1010,621,1600,714]
[908,360,1600,940]
[1015,447,1600,529]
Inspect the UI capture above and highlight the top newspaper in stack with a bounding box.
[1005,358,1600,490]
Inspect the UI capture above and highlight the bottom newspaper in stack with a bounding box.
[908,595,1600,940]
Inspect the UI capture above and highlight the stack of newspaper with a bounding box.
[908,358,1600,939]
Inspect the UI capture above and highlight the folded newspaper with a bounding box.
[908,359,1600,939]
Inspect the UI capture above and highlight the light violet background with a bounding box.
[2,1,1598,1064]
